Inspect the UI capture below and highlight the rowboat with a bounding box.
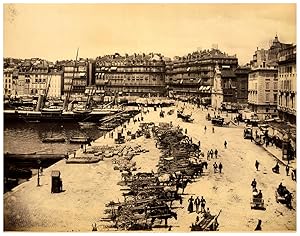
[42,137,66,143]
[70,136,90,143]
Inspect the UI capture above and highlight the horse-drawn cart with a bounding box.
[191,210,221,231]
[250,195,265,210]
[275,184,292,208]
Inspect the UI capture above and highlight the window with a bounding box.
[274,94,277,103]
[266,93,270,102]
[274,82,278,90]
[266,82,270,90]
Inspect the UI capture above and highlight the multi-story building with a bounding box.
[63,59,89,99]
[278,45,296,124]
[234,66,251,104]
[165,49,238,100]
[248,35,293,119]
[95,53,166,97]
[5,61,63,98]
[248,67,278,119]
[3,68,13,97]
[30,72,63,99]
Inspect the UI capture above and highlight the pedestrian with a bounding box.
[251,179,257,189]
[214,149,218,158]
[219,163,223,173]
[286,165,290,176]
[195,216,200,224]
[210,149,214,159]
[254,219,262,231]
[291,169,296,181]
[213,162,218,173]
[188,196,194,213]
[198,141,201,149]
[224,140,227,149]
[185,128,188,134]
[207,151,210,161]
[200,196,206,213]
[255,160,260,171]
[194,196,201,214]
[204,126,207,133]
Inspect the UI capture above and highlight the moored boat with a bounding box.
[78,122,96,128]
[42,106,63,113]
[70,136,90,143]
[42,137,66,143]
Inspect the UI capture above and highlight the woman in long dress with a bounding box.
[188,196,194,213]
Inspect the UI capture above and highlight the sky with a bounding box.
[3,3,296,65]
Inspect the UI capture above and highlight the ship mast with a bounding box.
[63,48,79,111]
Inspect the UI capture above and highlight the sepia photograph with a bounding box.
[2,1,297,232]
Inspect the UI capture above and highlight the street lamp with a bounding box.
[37,159,41,187]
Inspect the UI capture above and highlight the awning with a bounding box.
[187,67,190,71]
[104,80,109,83]
[190,78,194,81]
[198,78,202,83]
[111,67,117,71]
[180,79,183,84]
[205,86,211,91]
[199,86,204,91]
[101,67,105,70]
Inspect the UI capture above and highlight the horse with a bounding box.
[176,178,192,194]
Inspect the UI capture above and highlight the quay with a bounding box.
[4,102,296,232]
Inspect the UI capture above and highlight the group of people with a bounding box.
[204,125,216,134]
[213,162,223,173]
[188,196,208,214]
[207,149,218,160]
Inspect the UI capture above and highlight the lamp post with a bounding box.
[37,159,41,187]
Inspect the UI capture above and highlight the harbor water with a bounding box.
[4,121,105,155]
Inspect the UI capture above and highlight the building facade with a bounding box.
[248,35,292,119]
[63,59,89,99]
[234,66,250,104]
[278,45,296,124]
[248,67,278,119]
[3,68,13,97]
[165,49,238,100]
[94,53,166,97]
